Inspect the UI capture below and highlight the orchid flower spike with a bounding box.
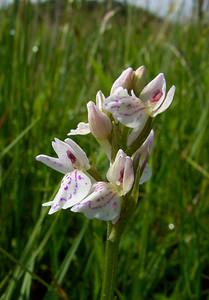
[71,149,134,222]
[36,138,92,214]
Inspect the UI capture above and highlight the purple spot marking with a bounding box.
[121,106,144,117]
[91,192,115,210]
[64,185,68,190]
[60,197,66,203]
[67,150,77,164]
[119,168,124,183]
[151,89,163,103]
[73,171,78,195]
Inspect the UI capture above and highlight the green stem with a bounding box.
[100,223,120,300]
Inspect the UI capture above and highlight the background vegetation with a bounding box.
[0,1,209,299]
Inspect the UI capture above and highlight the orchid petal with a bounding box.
[71,182,121,221]
[68,122,90,136]
[36,154,70,174]
[153,85,175,116]
[104,88,146,128]
[134,130,154,181]
[142,129,154,152]
[64,138,90,170]
[140,164,152,184]
[106,149,126,185]
[87,101,112,140]
[122,157,134,194]
[96,91,105,111]
[110,67,133,95]
[140,73,166,111]
[42,170,92,214]
[52,138,75,169]
[127,115,148,147]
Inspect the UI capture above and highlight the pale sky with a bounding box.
[0,0,194,19]
[125,0,193,19]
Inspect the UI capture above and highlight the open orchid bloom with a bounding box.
[36,138,90,173]
[140,73,175,117]
[71,149,134,222]
[36,138,92,214]
[104,73,175,129]
[106,149,134,194]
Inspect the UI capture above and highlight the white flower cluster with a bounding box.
[36,66,175,223]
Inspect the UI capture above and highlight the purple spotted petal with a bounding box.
[104,88,146,128]
[140,73,166,112]
[36,155,71,174]
[153,85,175,116]
[42,170,92,214]
[71,182,121,222]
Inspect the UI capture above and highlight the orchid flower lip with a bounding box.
[104,87,146,129]
[42,169,92,214]
[71,181,121,222]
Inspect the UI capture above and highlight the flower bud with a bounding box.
[133,65,146,96]
[107,149,134,195]
[87,101,112,140]
[110,67,134,94]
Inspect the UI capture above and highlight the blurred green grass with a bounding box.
[0,1,209,299]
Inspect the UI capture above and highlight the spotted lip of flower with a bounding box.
[36,138,92,214]
[71,149,134,222]
[104,72,175,129]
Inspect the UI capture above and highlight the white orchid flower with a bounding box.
[140,73,175,117]
[71,149,134,222]
[104,72,175,128]
[36,138,92,214]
